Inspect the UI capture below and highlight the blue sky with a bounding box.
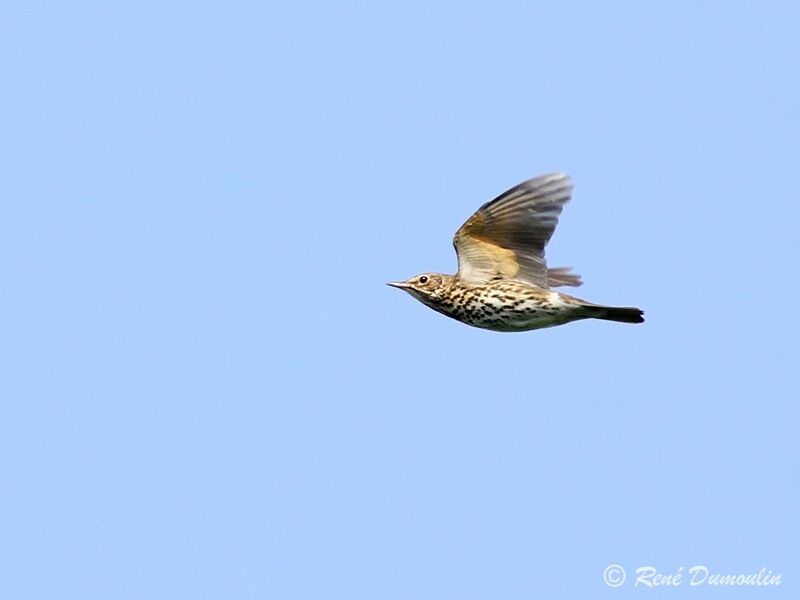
[2,2,798,598]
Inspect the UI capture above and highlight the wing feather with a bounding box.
[453,173,578,287]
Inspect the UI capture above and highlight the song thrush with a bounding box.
[388,173,644,332]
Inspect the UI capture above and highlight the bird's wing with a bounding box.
[453,172,576,287]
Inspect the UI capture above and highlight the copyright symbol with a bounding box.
[603,564,626,587]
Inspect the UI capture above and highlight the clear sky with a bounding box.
[2,2,798,598]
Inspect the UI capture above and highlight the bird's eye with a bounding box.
[419,276,429,284]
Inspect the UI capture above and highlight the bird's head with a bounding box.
[387,273,450,304]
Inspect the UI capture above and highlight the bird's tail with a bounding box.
[581,304,645,324]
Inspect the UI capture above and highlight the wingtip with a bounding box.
[546,267,582,288]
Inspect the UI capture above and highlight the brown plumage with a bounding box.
[388,173,644,332]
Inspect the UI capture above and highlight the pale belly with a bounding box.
[434,290,585,332]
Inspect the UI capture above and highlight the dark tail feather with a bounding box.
[583,305,645,324]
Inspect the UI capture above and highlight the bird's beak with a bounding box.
[387,281,411,289]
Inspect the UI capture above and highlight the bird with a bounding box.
[388,172,644,332]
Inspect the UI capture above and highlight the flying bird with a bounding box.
[388,173,644,332]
